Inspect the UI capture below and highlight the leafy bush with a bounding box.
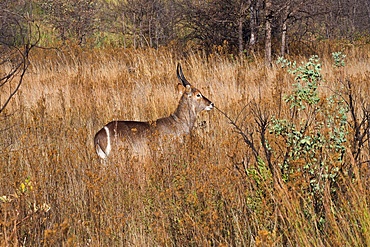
[269,55,348,221]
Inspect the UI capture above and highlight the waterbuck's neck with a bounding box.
[172,94,197,133]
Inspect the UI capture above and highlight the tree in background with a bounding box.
[40,0,98,45]
[119,0,178,48]
[0,0,39,113]
[7,0,370,60]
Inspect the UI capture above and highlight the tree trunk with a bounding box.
[281,19,287,57]
[281,5,290,57]
[249,3,257,52]
[280,16,288,57]
[265,0,272,66]
[238,16,244,56]
[366,0,370,21]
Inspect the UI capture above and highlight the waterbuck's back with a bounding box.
[94,63,214,160]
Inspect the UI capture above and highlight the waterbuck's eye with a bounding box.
[196,93,202,98]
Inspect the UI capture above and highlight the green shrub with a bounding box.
[271,55,348,223]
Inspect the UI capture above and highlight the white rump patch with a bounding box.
[96,145,107,159]
[104,126,111,157]
[96,126,111,159]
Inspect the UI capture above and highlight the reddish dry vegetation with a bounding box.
[0,45,370,246]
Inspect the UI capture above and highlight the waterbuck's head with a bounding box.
[176,63,214,114]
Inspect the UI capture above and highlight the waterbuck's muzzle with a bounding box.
[205,99,214,111]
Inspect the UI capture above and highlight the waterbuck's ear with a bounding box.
[177,83,192,96]
[177,83,185,95]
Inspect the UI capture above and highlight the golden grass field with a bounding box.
[1,44,370,246]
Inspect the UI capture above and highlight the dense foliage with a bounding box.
[2,0,370,53]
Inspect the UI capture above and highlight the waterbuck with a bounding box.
[94,63,214,160]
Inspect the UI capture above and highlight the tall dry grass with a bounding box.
[0,44,370,246]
